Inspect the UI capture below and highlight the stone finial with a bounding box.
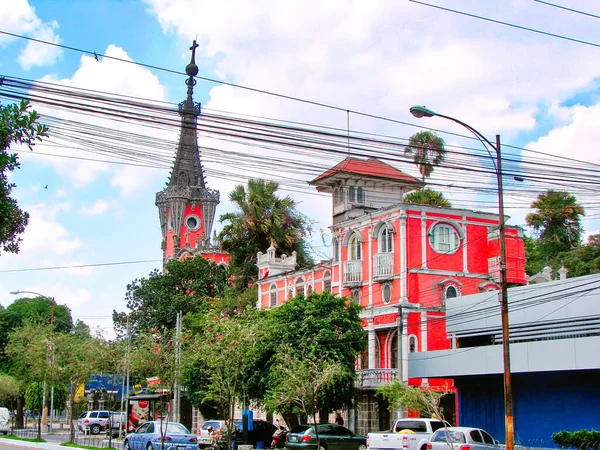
[542,266,553,278]
[558,266,569,280]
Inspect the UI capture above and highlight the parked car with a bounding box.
[124,421,197,450]
[427,427,500,450]
[197,420,227,449]
[0,407,10,435]
[78,410,111,435]
[231,419,278,448]
[105,412,127,437]
[367,418,448,450]
[286,424,367,450]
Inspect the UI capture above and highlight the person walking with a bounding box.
[334,413,344,426]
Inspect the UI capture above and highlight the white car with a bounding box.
[0,407,10,435]
[197,420,226,449]
[427,427,500,450]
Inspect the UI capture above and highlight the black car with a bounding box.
[231,419,277,448]
[285,424,366,450]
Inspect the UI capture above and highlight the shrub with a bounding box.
[552,430,600,449]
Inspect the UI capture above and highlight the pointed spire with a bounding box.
[169,40,205,188]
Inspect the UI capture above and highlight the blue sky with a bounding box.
[1,0,600,337]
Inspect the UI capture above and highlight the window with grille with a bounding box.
[270,284,277,306]
[429,223,460,253]
[378,226,393,253]
[348,185,356,202]
[349,235,362,260]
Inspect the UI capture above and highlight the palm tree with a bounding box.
[218,179,312,290]
[403,188,452,208]
[525,190,584,259]
[404,131,447,182]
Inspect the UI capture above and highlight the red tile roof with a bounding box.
[310,157,421,185]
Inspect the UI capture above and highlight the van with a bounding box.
[0,407,10,435]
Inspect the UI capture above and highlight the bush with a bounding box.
[552,430,600,449]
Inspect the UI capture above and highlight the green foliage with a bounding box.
[0,100,48,255]
[0,296,73,371]
[183,305,268,450]
[0,373,21,405]
[377,381,451,420]
[552,429,600,449]
[404,188,452,208]
[129,332,177,394]
[524,235,544,276]
[24,382,68,411]
[218,179,314,290]
[404,131,446,182]
[266,291,366,413]
[266,349,344,427]
[113,256,231,337]
[526,190,584,259]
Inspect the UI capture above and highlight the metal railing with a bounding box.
[374,253,394,279]
[356,368,399,389]
[344,260,363,284]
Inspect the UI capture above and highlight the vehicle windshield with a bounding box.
[394,421,428,433]
[161,423,190,434]
[432,431,466,443]
[290,425,311,434]
[78,413,87,419]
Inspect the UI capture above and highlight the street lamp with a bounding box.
[409,106,514,450]
[9,290,57,432]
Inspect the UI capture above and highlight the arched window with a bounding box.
[295,278,305,297]
[349,234,362,260]
[378,226,393,253]
[323,271,331,293]
[357,186,364,203]
[409,335,418,353]
[382,283,392,304]
[333,239,340,262]
[429,223,461,254]
[269,284,277,307]
[445,285,458,299]
[351,289,361,304]
[348,185,356,203]
[287,287,293,299]
[306,285,313,295]
[334,187,343,205]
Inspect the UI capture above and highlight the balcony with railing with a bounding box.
[356,368,399,389]
[374,252,394,280]
[344,260,363,286]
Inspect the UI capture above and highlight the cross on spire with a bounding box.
[189,40,199,64]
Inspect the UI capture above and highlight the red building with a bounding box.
[155,43,228,265]
[256,157,525,433]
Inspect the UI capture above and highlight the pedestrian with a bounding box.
[334,412,344,426]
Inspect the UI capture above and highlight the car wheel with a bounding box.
[90,424,101,435]
[147,443,154,450]
[358,445,367,450]
[319,445,326,450]
[124,440,130,450]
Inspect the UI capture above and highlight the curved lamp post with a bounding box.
[409,106,514,450]
[9,290,57,432]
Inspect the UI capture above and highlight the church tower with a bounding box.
[155,41,227,265]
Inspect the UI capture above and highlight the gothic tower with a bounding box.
[155,41,227,265]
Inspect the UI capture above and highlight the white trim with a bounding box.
[421,211,428,269]
[400,212,408,301]
[368,320,376,369]
[410,268,489,278]
[421,311,428,352]
[368,222,373,307]
[462,216,469,273]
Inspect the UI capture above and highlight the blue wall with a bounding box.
[455,370,600,448]
[86,374,125,399]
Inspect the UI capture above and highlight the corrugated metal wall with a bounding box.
[455,370,600,448]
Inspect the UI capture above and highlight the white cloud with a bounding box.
[0,0,62,69]
[79,199,110,216]
[29,45,169,194]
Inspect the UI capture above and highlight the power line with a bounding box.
[0,259,161,273]
[533,0,600,20]
[408,0,600,49]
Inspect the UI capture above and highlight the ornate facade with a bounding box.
[256,156,526,434]
[155,41,227,265]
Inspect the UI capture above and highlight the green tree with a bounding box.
[265,292,366,424]
[183,306,267,450]
[113,256,230,337]
[266,350,344,447]
[526,190,584,259]
[0,373,21,410]
[0,100,48,254]
[404,131,446,183]
[377,381,452,421]
[218,179,313,290]
[403,188,452,208]
[0,296,72,370]
[24,382,68,412]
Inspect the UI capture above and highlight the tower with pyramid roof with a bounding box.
[155,41,227,265]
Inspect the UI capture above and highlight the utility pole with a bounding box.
[123,318,131,438]
[173,311,181,423]
[396,304,405,420]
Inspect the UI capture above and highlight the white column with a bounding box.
[368,226,373,307]
[400,212,408,301]
[462,216,468,273]
[421,211,428,269]
[402,313,409,383]
[420,311,428,386]
[368,320,376,369]
[256,283,262,309]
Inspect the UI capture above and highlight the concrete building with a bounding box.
[409,272,600,447]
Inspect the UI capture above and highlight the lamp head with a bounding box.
[410,105,437,118]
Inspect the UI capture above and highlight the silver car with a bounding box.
[77,410,111,435]
[427,427,500,450]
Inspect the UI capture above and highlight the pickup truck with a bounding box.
[367,418,448,450]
